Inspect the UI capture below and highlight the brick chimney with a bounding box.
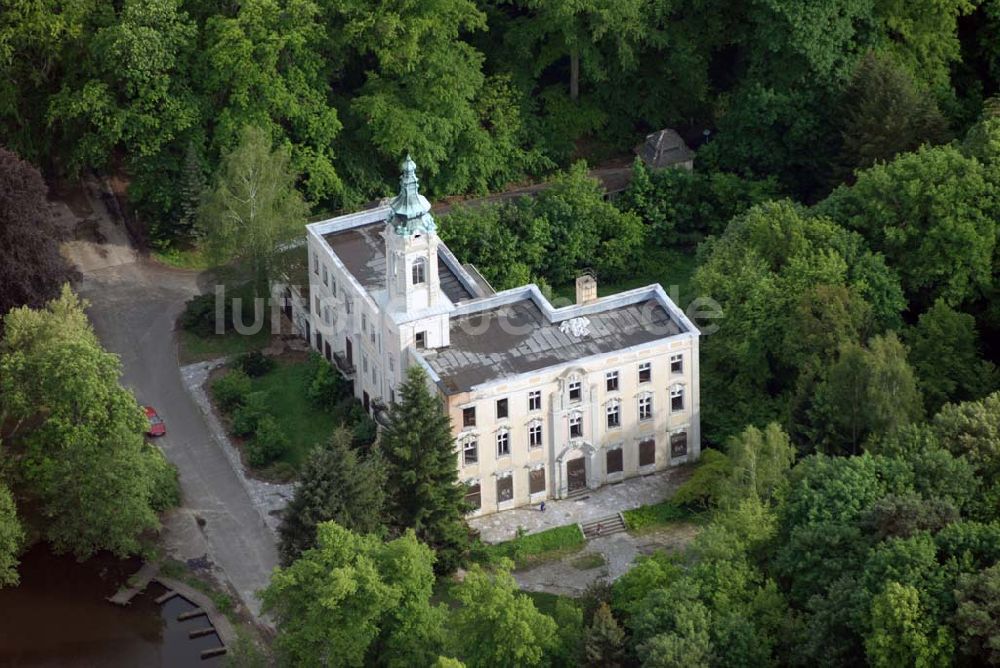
[575,274,597,304]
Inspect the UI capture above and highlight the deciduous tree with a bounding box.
[262,522,445,667]
[0,287,176,558]
[0,148,77,318]
[449,562,558,668]
[197,125,309,295]
[0,483,22,587]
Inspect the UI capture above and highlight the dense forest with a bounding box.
[4,0,1000,244]
[4,0,1000,666]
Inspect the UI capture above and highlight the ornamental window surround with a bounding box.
[569,413,583,439]
[463,439,478,465]
[529,422,543,447]
[496,429,511,457]
[606,370,619,392]
[638,394,653,421]
[568,379,582,402]
[671,384,685,413]
[606,400,621,429]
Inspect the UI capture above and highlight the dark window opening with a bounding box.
[463,407,476,428]
[497,476,513,503]
[529,469,545,495]
[607,448,624,474]
[639,438,656,467]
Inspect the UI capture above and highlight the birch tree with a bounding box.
[197,125,309,295]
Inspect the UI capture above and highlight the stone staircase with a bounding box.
[580,513,627,540]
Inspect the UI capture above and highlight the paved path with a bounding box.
[56,178,279,621]
[468,468,690,543]
[515,523,700,598]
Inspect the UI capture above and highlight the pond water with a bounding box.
[0,545,224,667]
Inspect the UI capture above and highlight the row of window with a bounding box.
[463,432,689,510]
[461,358,686,428]
[465,469,546,510]
[462,387,686,435]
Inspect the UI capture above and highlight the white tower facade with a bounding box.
[384,155,441,314]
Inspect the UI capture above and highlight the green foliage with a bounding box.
[179,287,258,338]
[211,369,252,413]
[619,158,782,244]
[232,391,270,437]
[278,427,387,565]
[476,525,585,570]
[584,602,625,667]
[306,354,348,409]
[692,200,904,442]
[865,581,954,668]
[449,562,559,668]
[236,350,275,378]
[623,501,688,533]
[0,483,23,587]
[953,563,1000,665]
[932,391,1000,478]
[246,414,289,468]
[197,125,309,294]
[819,144,1000,308]
[722,422,796,506]
[811,333,924,454]
[672,449,732,508]
[0,287,169,559]
[439,162,645,290]
[261,522,444,667]
[381,366,469,574]
[836,52,950,179]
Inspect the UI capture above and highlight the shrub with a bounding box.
[351,410,378,449]
[623,501,689,533]
[237,350,275,378]
[212,369,252,413]
[146,448,181,512]
[247,415,289,468]
[232,391,270,436]
[180,284,259,337]
[307,355,346,409]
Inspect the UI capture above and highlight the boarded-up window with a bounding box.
[529,468,546,494]
[497,476,514,503]
[639,438,656,467]
[607,448,623,474]
[465,483,481,510]
[671,432,688,458]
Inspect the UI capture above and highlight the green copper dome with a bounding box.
[388,154,435,236]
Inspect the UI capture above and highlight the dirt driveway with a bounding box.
[55,177,280,621]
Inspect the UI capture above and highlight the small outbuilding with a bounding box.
[635,129,695,171]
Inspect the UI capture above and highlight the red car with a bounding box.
[144,406,166,437]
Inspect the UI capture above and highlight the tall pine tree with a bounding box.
[277,426,386,565]
[381,365,468,573]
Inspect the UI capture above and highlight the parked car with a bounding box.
[144,406,166,437]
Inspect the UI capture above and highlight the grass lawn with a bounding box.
[246,358,340,469]
[569,553,606,571]
[152,245,215,271]
[623,500,701,535]
[552,246,699,308]
[178,325,272,364]
[475,524,586,571]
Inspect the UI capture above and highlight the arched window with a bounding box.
[412,257,427,285]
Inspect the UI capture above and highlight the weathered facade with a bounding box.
[296,157,701,516]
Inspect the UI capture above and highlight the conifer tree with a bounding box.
[176,139,206,238]
[381,365,468,573]
[585,602,626,667]
[277,426,386,565]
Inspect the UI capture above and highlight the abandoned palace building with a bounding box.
[277,156,701,516]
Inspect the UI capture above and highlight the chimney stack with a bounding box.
[575,274,597,304]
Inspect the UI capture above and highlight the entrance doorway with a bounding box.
[567,457,587,493]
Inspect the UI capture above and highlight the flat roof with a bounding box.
[422,296,682,393]
[323,222,474,304]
